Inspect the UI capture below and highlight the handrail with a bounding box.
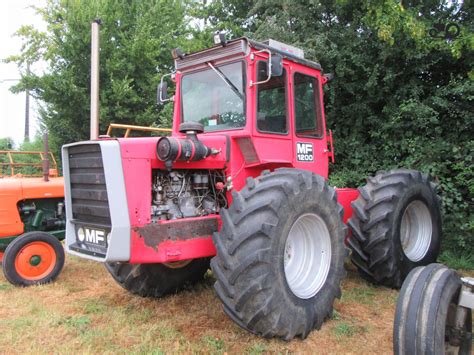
[0,150,58,177]
[106,123,172,138]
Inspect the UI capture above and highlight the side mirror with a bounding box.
[323,73,334,84]
[250,50,283,87]
[271,54,283,77]
[157,81,168,104]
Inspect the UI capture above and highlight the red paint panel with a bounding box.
[336,188,359,224]
[129,229,216,263]
[121,157,152,226]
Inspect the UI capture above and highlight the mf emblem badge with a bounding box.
[296,142,313,162]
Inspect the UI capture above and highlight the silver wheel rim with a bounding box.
[400,200,432,262]
[284,213,332,299]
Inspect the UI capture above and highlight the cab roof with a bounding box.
[175,37,322,72]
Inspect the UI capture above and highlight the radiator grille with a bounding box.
[68,144,111,226]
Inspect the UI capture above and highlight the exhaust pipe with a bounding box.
[90,19,101,140]
[42,133,49,182]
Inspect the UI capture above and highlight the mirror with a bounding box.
[323,73,334,84]
[271,54,283,77]
[157,81,168,104]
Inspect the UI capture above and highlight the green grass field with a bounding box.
[1,256,471,354]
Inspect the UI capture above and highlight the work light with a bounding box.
[213,31,227,46]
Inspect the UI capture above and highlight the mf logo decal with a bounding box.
[296,142,313,162]
[77,227,105,244]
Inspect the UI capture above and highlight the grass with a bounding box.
[202,335,226,353]
[439,251,474,270]
[3,257,470,353]
[332,321,367,340]
[341,285,377,305]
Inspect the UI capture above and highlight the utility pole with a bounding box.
[24,63,30,142]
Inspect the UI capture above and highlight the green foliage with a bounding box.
[439,250,474,270]
[0,135,48,176]
[198,0,474,259]
[333,322,356,338]
[0,138,14,150]
[202,335,225,353]
[6,0,205,155]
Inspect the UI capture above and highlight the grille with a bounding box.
[68,144,111,226]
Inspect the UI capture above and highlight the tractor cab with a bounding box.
[159,37,334,183]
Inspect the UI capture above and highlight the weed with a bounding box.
[331,309,341,320]
[0,282,13,291]
[82,298,108,314]
[248,342,268,354]
[202,335,225,353]
[157,324,181,341]
[439,251,474,270]
[342,286,377,305]
[333,322,355,339]
[333,322,367,340]
[56,315,91,333]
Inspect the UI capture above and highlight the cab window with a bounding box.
[294,73,322,138]
[256,61,288,134]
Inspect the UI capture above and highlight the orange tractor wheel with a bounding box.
[2,232,65,286]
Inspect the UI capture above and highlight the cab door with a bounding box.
[289,68,329,179]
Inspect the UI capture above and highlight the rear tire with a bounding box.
[347,169,441,288]
[211,169,347,340]
[394,263,472,354]
[2,232,65,286]
[105,258,210,297]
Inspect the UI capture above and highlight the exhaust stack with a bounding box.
[42,133,49,182]
[90,19,101,140]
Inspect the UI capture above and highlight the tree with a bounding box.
[6,0,203,153]
[0,138,14,150]
[197,0,474,258]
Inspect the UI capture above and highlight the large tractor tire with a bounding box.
[394,264,472,355]
[2,231,65,286]
[105,258,210,297]
[347,169,441,288]
[211,169,347,340]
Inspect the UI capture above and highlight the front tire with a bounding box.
[105,258,210,297]
[2,232,65,286]
[347,169,441,288]
[394,264,472,354]
[211,169,347,340]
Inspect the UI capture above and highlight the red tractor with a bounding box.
[62,37,441,340]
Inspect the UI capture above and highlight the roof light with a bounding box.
[171,48,185,60]
[213,31,227,46]
[264,39,305,58]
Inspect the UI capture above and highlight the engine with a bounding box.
[151,169,227,221]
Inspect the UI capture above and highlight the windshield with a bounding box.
[181,61,245,131]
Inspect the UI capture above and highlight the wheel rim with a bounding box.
[14,241,57,281]
[284,213,332,299]
[400,200,433,262]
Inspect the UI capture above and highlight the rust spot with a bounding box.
[133,217,218,249]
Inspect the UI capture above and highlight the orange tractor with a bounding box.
[0,138,65,286]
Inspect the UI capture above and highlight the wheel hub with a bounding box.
[284,213,332,299]
[29,255,42,266]
[400,200,433,262]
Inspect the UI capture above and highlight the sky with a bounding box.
[0,0,46,145]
